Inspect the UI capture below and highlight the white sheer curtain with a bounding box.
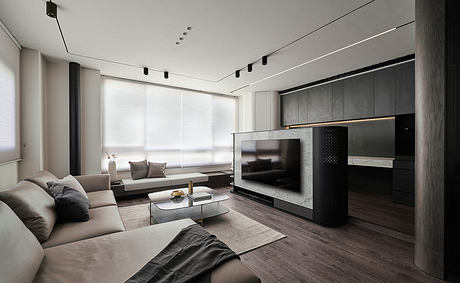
[102,78,235,171]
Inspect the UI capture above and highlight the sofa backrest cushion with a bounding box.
[25,170,57,190]
[0,181,57,242]
[0,201,44,282]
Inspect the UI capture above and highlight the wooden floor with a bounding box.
[348,191,415,235]
[117,187,440,283]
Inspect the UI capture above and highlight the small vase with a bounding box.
[108,160,117,182]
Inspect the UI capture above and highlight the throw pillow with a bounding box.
[50,185,90,222]
[129,160,149,180]
[24,170,58,190]
[0,181,57,242]
[47,175,88,199]
[147,162,167,178]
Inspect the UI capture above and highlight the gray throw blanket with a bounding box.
[125,224,239,283]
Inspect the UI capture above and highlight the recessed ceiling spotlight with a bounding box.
[46,1,57,18]
[164,71,169,79]
[179,37,184,40]
[176,42,180,45]
[235,70,240,78]
[143,67,148,75]
[262,55,268,65]
[247,64,253,72]
[183,32,188,36]
[187,27,192,30]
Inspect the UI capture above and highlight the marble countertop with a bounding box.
[348,156,394,168]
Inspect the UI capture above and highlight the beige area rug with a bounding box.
[118,204,286,254]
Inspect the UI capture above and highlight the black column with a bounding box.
[69,62,81,176]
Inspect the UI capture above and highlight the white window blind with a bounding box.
[0,29,20,165]
[102,78,236,171]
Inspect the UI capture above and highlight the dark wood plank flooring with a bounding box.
[117,187,440,283]
[348,191,414,235]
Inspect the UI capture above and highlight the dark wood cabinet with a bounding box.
[395,61,415,115]
[281,92,299,126]
[298,89,308,124]
[280,61,414,126]
[307,84,332,123]
[344,73,375,119]
[332,80,344,121]
[392,158,414,206]
[374,67,395,116]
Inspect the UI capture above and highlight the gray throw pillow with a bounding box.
[147,162,167,178]
[25,170,57,190]
[129,160,149,180]
[48,184,90,222]
[48,175,88,199]
[0,181,57,242]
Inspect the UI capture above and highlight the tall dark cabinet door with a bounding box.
[343,73,375,119]
[395,61,415,115]
[298,89,308,124]
[374,67,395,116]
[308,84,333,123]
[281,92,299,126]
[332,81,344,121]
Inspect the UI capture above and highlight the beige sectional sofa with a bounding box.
[0,171,260,283]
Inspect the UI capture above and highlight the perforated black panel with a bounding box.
[313,126,348,227]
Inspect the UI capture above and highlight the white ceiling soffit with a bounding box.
[0,0,414,96]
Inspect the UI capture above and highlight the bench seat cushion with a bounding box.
[87,190,117,208]
[167,173,209,186]
[41,206,125,248]
[122,177,171,191]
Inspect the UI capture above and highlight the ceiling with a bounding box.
[0,0,414,96]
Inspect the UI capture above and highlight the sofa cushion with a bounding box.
[129,160,149,180]
[34,219,259,283]
[167,173,209,186]
[25,170,57,190]
[35,219,196,282]
[122,177,171,191]
[0,181,57,242]
[0,201,44,283]
[48,175,88,199]
[87,190,117,208]
[41,205,125,248]
[53,187,90,222]
[74,174,110,192]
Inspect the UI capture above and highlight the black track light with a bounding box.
[247,64,253,72]
[235,70,240,78]
[262,55,268,65]
[143,67,148,75]
[46,1,57,18]
[164,71,169,79]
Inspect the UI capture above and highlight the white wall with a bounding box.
[238,91,280,132]
[254,91,280,131]
[80,67,102,174]
[18,48,45,179]
[45,59,69,178]
[0,22,20,189]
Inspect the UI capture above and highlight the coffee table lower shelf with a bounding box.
[150,202,230,225]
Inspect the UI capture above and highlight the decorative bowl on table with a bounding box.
[171,190,185,199]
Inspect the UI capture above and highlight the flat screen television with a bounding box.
[241,139,301,192]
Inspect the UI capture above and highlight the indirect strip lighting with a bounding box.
[288,116,395,128]
[247,27,397,88]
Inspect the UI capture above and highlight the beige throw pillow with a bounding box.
[147,162,167,178]
[48,175,88,199]
[25,170,58,190]
[0,181,57,242]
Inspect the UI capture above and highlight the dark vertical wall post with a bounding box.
[69,62,81,176]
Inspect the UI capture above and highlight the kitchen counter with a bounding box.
[348,156,394,168]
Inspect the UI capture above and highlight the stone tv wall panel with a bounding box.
[234,128,313,209]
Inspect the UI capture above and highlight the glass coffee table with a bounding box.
[148,186,229,225]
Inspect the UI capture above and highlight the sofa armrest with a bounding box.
[74,174,110,192]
